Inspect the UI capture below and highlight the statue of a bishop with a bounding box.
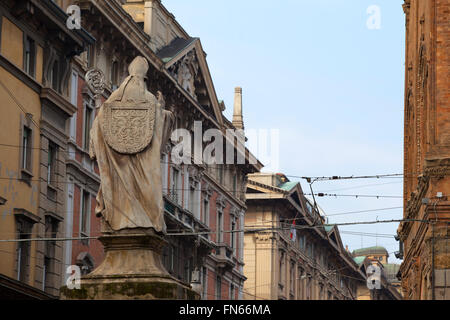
[89,56,174,234]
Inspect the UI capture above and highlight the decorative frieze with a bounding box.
[168,50,199,99]
[216,195,227,210]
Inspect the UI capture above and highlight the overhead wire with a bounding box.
[0,218,434,243]
[0,176,404,199]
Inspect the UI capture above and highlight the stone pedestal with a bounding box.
[60,231,199,300]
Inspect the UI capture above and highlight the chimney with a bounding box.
[121,1,154,36]
[144,1,155,36]
[232,87,244,130]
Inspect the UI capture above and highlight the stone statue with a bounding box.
[89,56,174,234]
[61,57,199,300]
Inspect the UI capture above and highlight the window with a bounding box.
[47,142,57,186]
[231,218,236,252]
[279,251,285,286]
[80,190,90,236]
[43,257,50,291]
[290,261,295,294]
[203,199,209,226]
[306,277,312,300]
[161,153,169,194]
[86,44,94,68]
[70,71,78,141]
[16,220,32,282]
[50,60,59,92]
[217,210,223,243]
[316,249,322,265]
[298,267,304,299]
[24,36,36,77]
[308,242,315,259]
[189,182,196,214]
[230,283,235,300]
[163,245,176,274]
[111,61,119,89]
[21,126,32,172]
[43,216,58,292]
[216,276,222,300]
[83,104,93,150]
[298,234,305,251]
[170,167,179,203]
[184,257,192,283]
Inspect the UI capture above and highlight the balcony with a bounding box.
[163,196,214,251]
[215,243,234,271]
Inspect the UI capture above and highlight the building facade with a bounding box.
[352,247,402,300]
[243,173,366,300]
[397,0,450,300]
[0,0,92,298]
[52,0,262,299]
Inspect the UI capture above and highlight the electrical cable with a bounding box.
[0,218,434,242]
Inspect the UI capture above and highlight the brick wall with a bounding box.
[400,0,450,300]
[68,75,104,271]
[436,0,450,142]
[70,187,103,270]
[208,271,215,299]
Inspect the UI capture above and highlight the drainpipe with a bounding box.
[432,222,435,300]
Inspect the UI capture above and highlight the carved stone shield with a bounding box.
[101,100,156,154]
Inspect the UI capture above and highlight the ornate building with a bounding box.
[243,173,365,300]
[51,0,262,299]
[352,247,402,300]
[397,0,450,300]
[0,0,93,298]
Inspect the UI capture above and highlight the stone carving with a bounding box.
[89,56,174,232]
[170,50,199,99]
[216,195,227,210]
[60,57,199,300]
[102,101,155,154]
[85,68,106,97]
[202,182,213,199]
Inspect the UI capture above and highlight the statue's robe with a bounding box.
[90,75,174,233]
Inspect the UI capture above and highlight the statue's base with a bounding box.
[60,276,198,300]
[60,231,200,300]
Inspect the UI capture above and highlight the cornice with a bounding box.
[424,156,450,177]
[85,0,164,70]
[400,157,450,237]
[40,87,77,117]
[0,54,41,94]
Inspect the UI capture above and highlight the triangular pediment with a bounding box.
[157,37,224,126]
[287,184,303,209]
[327,225,345,252]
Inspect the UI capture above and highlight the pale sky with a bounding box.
[165,0,406,264]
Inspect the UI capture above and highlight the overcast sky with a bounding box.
[165,0,406,264]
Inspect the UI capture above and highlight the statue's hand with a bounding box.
[157,91,165,109]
